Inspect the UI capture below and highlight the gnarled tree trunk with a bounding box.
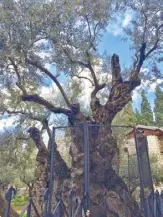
[28,54,143,217]
[30,119,139,217]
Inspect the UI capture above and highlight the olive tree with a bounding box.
[0,0,162,216]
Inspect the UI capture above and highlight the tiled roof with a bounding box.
[136,125,160,130]
[127,125,163,136]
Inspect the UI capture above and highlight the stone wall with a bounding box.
[126,136,161,155]
[147,135,160,156]
[125,135,163,166]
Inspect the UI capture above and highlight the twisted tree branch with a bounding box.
[26,58,71,108]
[5,109,47,123]
[21,94,71,116]
[111,54,123,85]
[74,75,94,85]
[145,24,162,58]
[131,24,162,81]
[9,58,27,95]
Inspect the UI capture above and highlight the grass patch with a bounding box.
[11,195,28,216]
[12,195,28,206]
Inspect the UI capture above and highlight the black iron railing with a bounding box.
[4,186,40,217]
[3,124,163,217]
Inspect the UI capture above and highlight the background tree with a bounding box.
[112,101,136,176]
[140,90,154,125]
[0,129,36,194]
[134,108,142,125]
[113,101,136,127]
[0,0,162,216]
[150,155,163,186]
[154,85,163,127]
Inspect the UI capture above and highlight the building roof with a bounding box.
[127,125,163,137]
[136,125,160,130]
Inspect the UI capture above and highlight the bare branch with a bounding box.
[91,83,106,99]
[5,109,46,123]
[8,58,27,95]
[105,53,141,123]
[64,34,105,100]
[142,13,148,43]
[85,15,92,40]
[40,119,52,144]
[63,48,89,67]
[145,24,163,58]
[74,74,94,85]
[111,54,123,85]
[21,94,71,116]
[130,24,162,81]
[86,53,106,98]
[133,52,139,68]
[64,47,106,97]
[130,42,146,80]
[26,58,71,108]
[87,61,99,87]
[63,40,104,98]
[17,136,30,141]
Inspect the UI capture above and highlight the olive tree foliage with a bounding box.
[0,1,161,215]
[0,129,36,190]
[0,0,162,123]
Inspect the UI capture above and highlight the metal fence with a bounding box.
[4,186,163,217]
[4,186,40,217]
[3,124,162,217]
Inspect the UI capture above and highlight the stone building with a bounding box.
[126,125,163,164]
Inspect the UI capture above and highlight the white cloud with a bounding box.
[140,68,148,73]
[0,116,18,131]
[107,10,133,36]
[122,12,132,28]
[140,79,162,91]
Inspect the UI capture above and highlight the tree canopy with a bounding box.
[0,128,36,190]
[0,0,162,129]
[0,1,162,215]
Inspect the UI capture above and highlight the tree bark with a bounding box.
[28,127,70,216]
[29,105,140,217]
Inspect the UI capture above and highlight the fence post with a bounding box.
[160,191,163,216]
[134,128,145,210]
[5,186,16,217]
[123,190,128,217]
[44,188,49,217]
[145,196,150,217]
[27,197,32,217]
[146,191,155,217]
[84,123,89,212]
[154,190,161,217]
[69,189,74,217]
[79,200,83,217]
[47,127,56,216]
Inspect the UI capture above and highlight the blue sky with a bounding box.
[99,32,134,67]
